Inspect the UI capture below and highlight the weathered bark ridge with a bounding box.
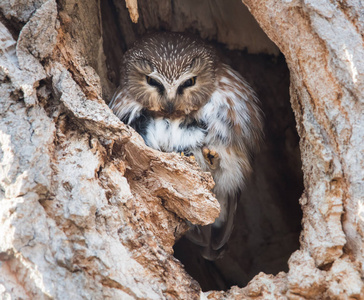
[0,0,363,299]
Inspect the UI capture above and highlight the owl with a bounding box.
[109,32,263,260]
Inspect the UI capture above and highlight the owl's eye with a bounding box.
[146,76,164,93]
[181,76,197,88]
[146,76,159,86]
[177,77,197,95]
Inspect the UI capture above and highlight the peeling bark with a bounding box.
[125,0,139,23]
[0,1,218,299]
[0,0,363,299]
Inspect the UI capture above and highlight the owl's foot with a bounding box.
[179,151,195,161]
[202,146,219,169]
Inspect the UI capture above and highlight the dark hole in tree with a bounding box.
[101,0,303,292]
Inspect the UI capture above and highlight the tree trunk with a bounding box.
[0,0,363,299]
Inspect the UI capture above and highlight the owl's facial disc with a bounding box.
[144,73,199,114]
[127,54,216,116]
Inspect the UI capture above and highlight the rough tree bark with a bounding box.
[0,1,363,300]
[208,1,364,298]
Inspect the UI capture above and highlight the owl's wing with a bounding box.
[199,63,263,157]
[189,64,263,260]
[109,87,143,125]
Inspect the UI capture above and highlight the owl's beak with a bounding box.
[163,101,175,114]
[163,86,177,113]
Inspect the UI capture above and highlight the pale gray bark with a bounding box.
[0,0,363,299]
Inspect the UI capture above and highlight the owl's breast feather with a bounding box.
[141,117,206,153]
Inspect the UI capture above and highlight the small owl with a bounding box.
[109,32,263,260]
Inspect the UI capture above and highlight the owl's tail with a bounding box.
[185,194,237,260]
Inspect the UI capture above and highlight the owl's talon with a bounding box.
[209,149,218,158]
[202,146,220,168]
[178,150,195,160]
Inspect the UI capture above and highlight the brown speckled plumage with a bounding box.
[109,32,263,260]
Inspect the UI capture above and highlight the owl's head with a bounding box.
[121,32,218,117]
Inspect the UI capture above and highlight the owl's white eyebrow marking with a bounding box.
[220,77,230,84]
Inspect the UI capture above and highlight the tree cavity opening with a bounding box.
[100,0,303,292]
